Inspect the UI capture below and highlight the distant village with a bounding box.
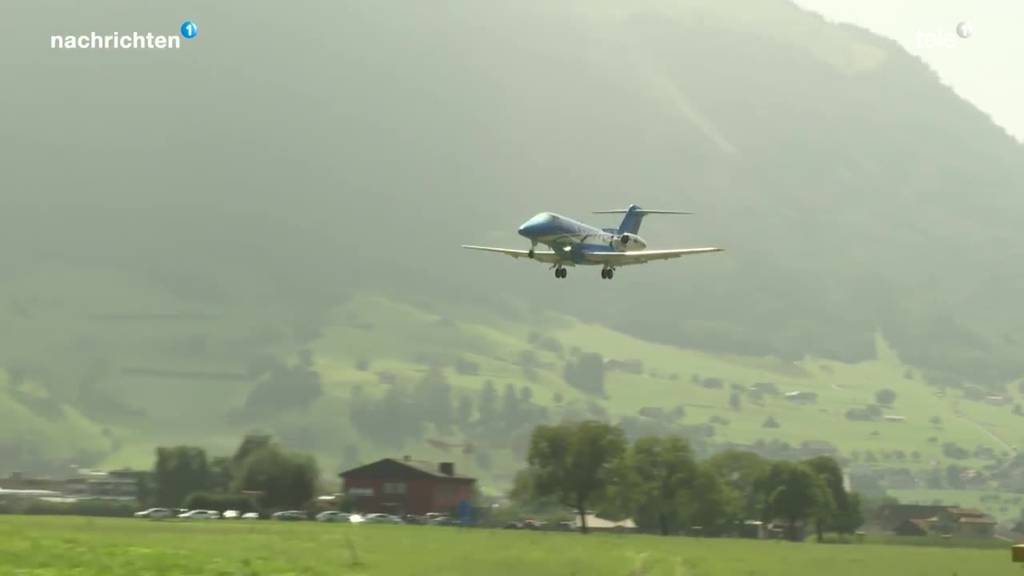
[0,422,1011,542]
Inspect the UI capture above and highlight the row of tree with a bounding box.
[517,421,862,540]
[153,434,319,510]
[349,369,549,452]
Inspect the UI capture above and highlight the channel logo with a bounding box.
[180,20,198,40]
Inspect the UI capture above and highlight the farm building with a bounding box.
[893,518,930,536]
[339,457,475,516]
[881,504,997,538]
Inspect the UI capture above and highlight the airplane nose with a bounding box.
[518,213,552,238]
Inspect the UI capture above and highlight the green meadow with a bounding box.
[0,516,1018,576]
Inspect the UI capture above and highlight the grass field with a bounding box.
[1,516,1019,576]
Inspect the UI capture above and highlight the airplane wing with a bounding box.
[582,247,723,266]
[462,245,562,263]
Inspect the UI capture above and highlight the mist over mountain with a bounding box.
[3,0,1024,475]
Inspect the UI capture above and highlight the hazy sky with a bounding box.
[794,0,1024,142]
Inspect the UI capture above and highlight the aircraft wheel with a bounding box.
[607,269,614,280]
[528,249,535,259]
[600,269,608,279]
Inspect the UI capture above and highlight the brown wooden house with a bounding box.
[339,457,475,516]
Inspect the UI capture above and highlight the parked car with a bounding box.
[221,510,240,519]
[134,507,174,519]
[271,510,308,521]
[177,509,220,519]
[429,515,457,526]
[241,512,261,520]
[315,511,351,523]
[362,513,403,524]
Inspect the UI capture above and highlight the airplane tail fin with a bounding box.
[593,204,691,235]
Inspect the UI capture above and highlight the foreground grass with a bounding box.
[0,516,1019,575]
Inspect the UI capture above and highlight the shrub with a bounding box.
[942,442,969,460]
[875,389,897,406]
[184,492,258,512]
[1,499,136,517]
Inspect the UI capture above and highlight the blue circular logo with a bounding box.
[180,20,198,40]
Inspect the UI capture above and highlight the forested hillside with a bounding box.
[3,0,1024,492]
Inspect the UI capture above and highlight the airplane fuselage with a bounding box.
[517,212,647,262]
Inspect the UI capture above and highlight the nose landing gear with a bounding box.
[601,267,615,280]
[554,266,567,279]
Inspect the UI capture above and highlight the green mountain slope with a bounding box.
[7,295,1024,500]
[4,0,1023,389]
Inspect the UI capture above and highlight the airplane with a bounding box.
[462,204,723,279]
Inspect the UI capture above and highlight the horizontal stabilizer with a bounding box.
[594,204,692,234]
[593,209,692,215]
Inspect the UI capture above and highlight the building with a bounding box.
[877,504,949,531]
[63,469,145,500]
[935,507,997,538]
[0,469,147,502]
[893,518,930,536]
[339,457,475,516]
[881,504,997,538]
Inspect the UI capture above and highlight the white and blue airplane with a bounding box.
[463,204,723,279]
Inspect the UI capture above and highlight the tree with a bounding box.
[729,390,742,411]
[705,450,769,519]
[501,383,520,428]
[232,434,273,465]
[416,366,454,434]
[875,388,897,406]
[455,395,474,427]
[154,446,211,507]
[526,421,626,534]
[478,380,498,423]
[620,436,699,535]
[803,456,847,542]
[563,352,606,396]
[242,359,323,418]
[687,465,738,536]
[232,442,319,510]
[832,492,864,537]
[757,461,830,541]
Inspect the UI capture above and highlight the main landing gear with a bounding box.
[554,266,567,279]
[601,267,615,280]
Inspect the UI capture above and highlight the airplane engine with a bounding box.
[610,233,646,251]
